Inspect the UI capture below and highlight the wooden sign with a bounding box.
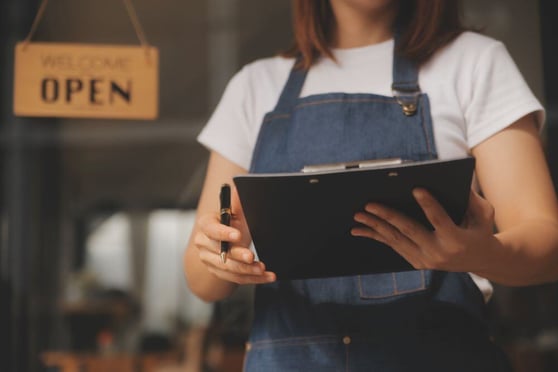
[14,42,159,120]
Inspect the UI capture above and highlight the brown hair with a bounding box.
[283,0,464,69]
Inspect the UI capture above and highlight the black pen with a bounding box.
[220,183,231,263]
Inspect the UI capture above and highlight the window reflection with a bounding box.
[61,210,218,370]
[84,213,133,293]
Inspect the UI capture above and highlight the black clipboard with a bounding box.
[233,157,475,280]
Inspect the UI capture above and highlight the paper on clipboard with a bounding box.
[301,158,403,173]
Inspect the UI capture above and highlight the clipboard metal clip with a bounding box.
[301,158,403,173]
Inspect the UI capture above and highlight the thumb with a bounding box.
[466,190,495,227]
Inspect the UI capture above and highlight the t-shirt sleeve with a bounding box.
[197,67,253,170]
[465,41,545,148]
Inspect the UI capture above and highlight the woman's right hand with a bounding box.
[193,187,277,285]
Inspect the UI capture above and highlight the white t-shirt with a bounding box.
[198,31,544,301]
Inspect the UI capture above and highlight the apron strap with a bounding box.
[392,56,420,92]
[274,56,307,113]
[391,33,421,116]
[275,41,422,116]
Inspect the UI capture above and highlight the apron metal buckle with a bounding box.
[392,89,420,116]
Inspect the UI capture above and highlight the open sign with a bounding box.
[14,42,159,120]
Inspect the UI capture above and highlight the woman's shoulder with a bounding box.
[431,31,505,64]
[423,31,509,78]
[216,55,294,110]
[451,31,503,49]
[238,55,295,90]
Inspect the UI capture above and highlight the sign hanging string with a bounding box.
[22,0,151,49]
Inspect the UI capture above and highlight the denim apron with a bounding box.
[244,47,512,371]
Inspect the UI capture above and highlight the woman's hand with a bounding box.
[193,186,276,285]
[351,188,499,273]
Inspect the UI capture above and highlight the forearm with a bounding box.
[184,243,239,302]
[474,218,558,286]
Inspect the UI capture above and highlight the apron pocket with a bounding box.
[359,270,430,300]
[244,335,345,372]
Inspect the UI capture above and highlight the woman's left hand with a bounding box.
[351,188,499,273]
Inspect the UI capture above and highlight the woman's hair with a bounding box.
[283,0,464,69]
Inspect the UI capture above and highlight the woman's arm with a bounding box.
[352,114,558,286]
[184,151,276,302]
[471,114,558,285]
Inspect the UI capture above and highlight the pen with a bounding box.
[220,183,231,263]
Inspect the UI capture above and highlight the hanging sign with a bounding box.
[13,0,159,120]
[14,43,158,119]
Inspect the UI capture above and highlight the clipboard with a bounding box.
[233,157,475,280]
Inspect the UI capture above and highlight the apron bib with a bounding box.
[244,44,511,371]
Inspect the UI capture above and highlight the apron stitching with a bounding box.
[359,272,428,298]
[250,334,339,347]
[419,97,435,156]
[263,97,402,123]
[296,98,397,109]
[360,285,427,299]
[263,113,290,123]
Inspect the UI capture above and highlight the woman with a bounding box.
[185,0,558,370]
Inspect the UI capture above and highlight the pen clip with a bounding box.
[220,183,231,206]
[219,183,232,264]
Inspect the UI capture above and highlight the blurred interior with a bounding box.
[1,0,558,371]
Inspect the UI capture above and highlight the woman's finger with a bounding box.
[353,212,425,268]
[412,188,456,234]
[351,224,426,269]
[206,265,277,285]
[200,248,276,284]
[199,248,264,275]
[363,202,433,247]
[199,213,241,244]
[194,229,255,264]
[228,246,256,264]
[465,190,496,227]
[193,230,219,253]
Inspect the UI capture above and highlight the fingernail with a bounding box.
[365,204,378,213]
[252,266,262,274]
[265,273,276,281]
[413,189,425,199]
[229,231,240,240]
[243,252,252,262]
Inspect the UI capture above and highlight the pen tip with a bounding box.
[220,252,227,264]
